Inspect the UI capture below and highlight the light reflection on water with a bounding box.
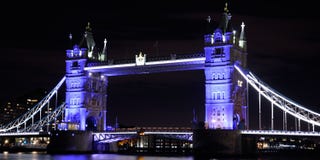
[0,152,312,160]
[0,152,194,160]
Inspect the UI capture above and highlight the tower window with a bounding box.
[212,92,216,100]
[72,61,79,67]
[215,48,223,55]
[214,31,222,42]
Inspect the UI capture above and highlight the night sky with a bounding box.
[0,1,320,128]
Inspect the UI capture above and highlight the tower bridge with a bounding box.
[1,3,320,155]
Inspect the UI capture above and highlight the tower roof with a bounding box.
[217,3,233,33]
[205,16,218,34]
[240,22,246,41]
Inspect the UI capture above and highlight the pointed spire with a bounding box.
[224,2,229,13]
[206,16,211,23]
[205,16,215,35]
[69,33,72,40]
[218,2,232,33]
[239,22,247,49]
[100,38,107,61]
[84,22,96,58]
[240,22,246,40]
[86,22,92,32]
[68,33,73,49]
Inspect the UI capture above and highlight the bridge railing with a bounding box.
[113,127,192,133]
[86,53,204,67]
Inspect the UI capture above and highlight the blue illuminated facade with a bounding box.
[61,23,108,131]
[60,4,247,132]
[64,45,88,130]
[204,4,248,130]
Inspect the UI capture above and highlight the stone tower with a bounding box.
[64,45,88,130]
[204,3,248,130]
[61,23,108,131]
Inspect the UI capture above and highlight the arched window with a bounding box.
[214,29,223,42]
[212,92,216,100]
[70,98,75,105]
[76,98,80,105]
[72,61,78,67]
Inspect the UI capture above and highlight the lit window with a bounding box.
[217,92,221,99]
[237,80,243,87]
[212,92,216,100]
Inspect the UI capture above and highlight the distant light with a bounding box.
[237,80,243,87]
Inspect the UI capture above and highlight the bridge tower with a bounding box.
[64,45,88,130]
[62,23,108,131]
[204,3,248,130]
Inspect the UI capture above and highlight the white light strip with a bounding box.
[234,65,320,127]
[1,76,66,132]
[85,63,136,70]
[144,132,193,135]
[93,131,193,135]
[250,72,320,117]
[93,132,137,135]
[241,130,320,137]
[84,57,205,71]
[0,132,40,136]
[145,57,205,66]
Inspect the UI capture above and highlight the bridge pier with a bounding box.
[193,129,242,156]
[47,130,93,154]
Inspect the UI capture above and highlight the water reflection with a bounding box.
[1,152,310,160]
[0,152,194,160]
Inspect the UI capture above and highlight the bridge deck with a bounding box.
[85,57,205,76]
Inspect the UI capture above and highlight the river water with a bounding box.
[0,152,316,160]
[1,152,194,160]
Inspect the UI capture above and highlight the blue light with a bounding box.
[204,27,235,130]
[64,45,88,131]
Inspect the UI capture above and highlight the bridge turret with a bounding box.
[204,3,247,130]
[63,44,88,131]
[238,22,247,52]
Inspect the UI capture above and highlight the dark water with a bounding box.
[0,152,318,160]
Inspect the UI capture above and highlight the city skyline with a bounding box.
[0,1,320,127]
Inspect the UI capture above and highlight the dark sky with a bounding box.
[0,1,320,127]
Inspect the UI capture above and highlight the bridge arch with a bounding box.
[86,116,97,131]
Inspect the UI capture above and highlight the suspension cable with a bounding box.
[234,65,320,128]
